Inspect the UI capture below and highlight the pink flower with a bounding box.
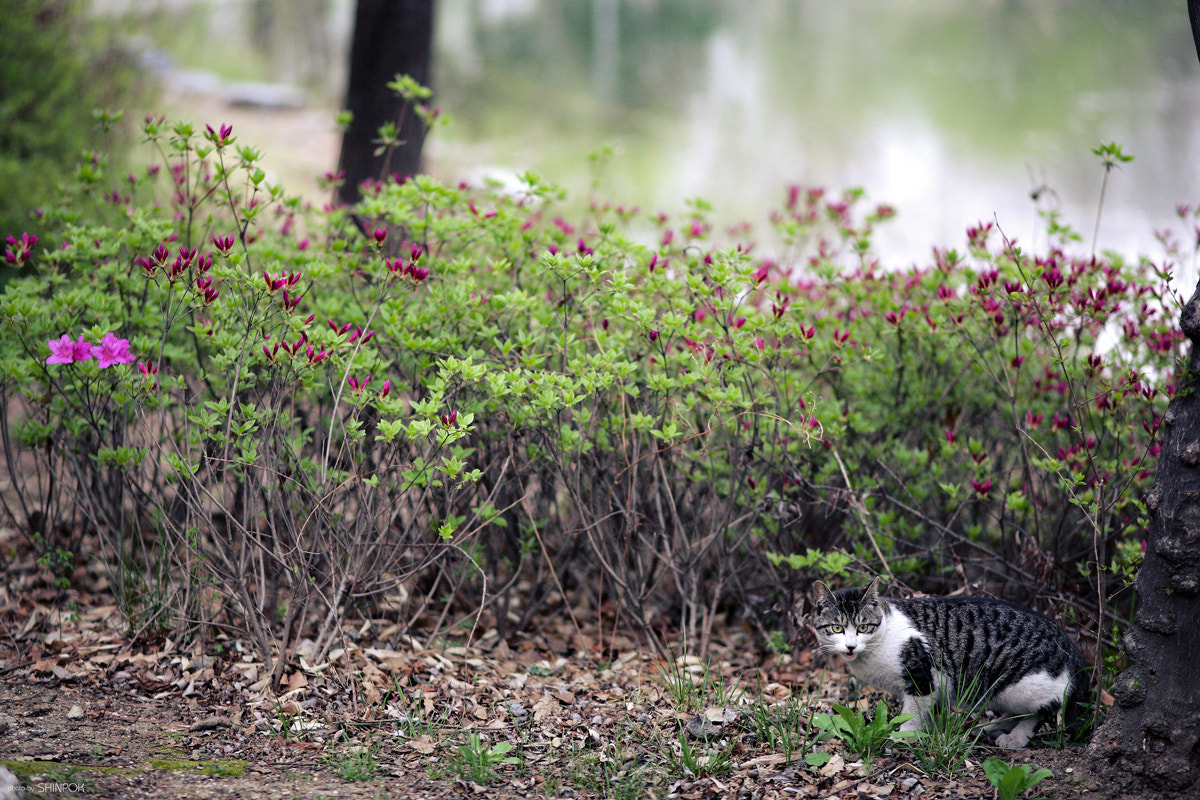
[91,333,135,368]
[46,335,79,364]
[46,334,94,365]
[380,379,392,399]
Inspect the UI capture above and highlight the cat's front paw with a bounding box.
[994,731,1031,749]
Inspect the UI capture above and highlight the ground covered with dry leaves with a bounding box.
[0,527,1113,800]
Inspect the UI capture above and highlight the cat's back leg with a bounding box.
[987,668,1072,748]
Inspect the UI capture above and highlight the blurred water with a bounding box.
[110,0,1200,286]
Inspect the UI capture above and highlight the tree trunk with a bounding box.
[1087,6,1200,794]
[337,0,434,206]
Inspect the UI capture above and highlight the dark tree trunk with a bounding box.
[337,0,434,206]
[1087,13,1200,785]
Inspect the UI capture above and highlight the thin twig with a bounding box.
[831,448,894,581]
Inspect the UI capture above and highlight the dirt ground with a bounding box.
[0,523,1129,800]
[0,640,1110,800]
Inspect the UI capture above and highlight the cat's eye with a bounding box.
[857,624,877,633]
[828,624,844,634]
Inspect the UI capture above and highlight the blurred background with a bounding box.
[19,1,1200,276]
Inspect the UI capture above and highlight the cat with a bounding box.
[806,576,1090,748]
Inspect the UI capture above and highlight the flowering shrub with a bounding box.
[0,109,1180,678]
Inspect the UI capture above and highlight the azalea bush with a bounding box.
[0,105,1182,679]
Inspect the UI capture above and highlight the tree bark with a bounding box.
[1087,9,1200,776]
[337,0,434,206]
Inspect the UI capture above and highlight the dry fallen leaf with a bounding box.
[286,670,308,692]
[408,735,435,754]
[820,753,845,778]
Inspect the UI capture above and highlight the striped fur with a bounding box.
[809,577,1090,748]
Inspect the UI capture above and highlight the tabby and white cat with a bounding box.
[807,577,1089,748]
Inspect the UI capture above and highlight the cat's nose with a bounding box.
[844,643,856,653]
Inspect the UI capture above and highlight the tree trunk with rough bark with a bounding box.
[337,0,434,206]
[1087,14,1200,781]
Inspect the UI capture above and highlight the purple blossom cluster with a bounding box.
[5,232,37,267]
[46,333,135,368]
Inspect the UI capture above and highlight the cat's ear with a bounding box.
[812,580,834,605]
[862,576,881,602]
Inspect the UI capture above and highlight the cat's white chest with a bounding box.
[842,609,924,697]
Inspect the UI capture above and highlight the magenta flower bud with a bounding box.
[303,314,315,325]
[945,428,956,444]
[971,477,992,496]
[648,330,659,343]
[380,379,391,398]
[411,242,423,262]
[373,227,387,244]
[1042,266,1064,289]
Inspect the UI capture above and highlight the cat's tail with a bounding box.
[1063,668,1094,742]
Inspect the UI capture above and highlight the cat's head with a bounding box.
[810,577,884,662]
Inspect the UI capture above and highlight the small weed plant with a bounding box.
[660,727,736,779]
[568,747,651,800]
[812,702,915,770]
[453,733,520,784]
[322,735,380,781]
[654,654,742,713]
[749,690,815,763]
[905,674,988,775]
[983,757,1053,800]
